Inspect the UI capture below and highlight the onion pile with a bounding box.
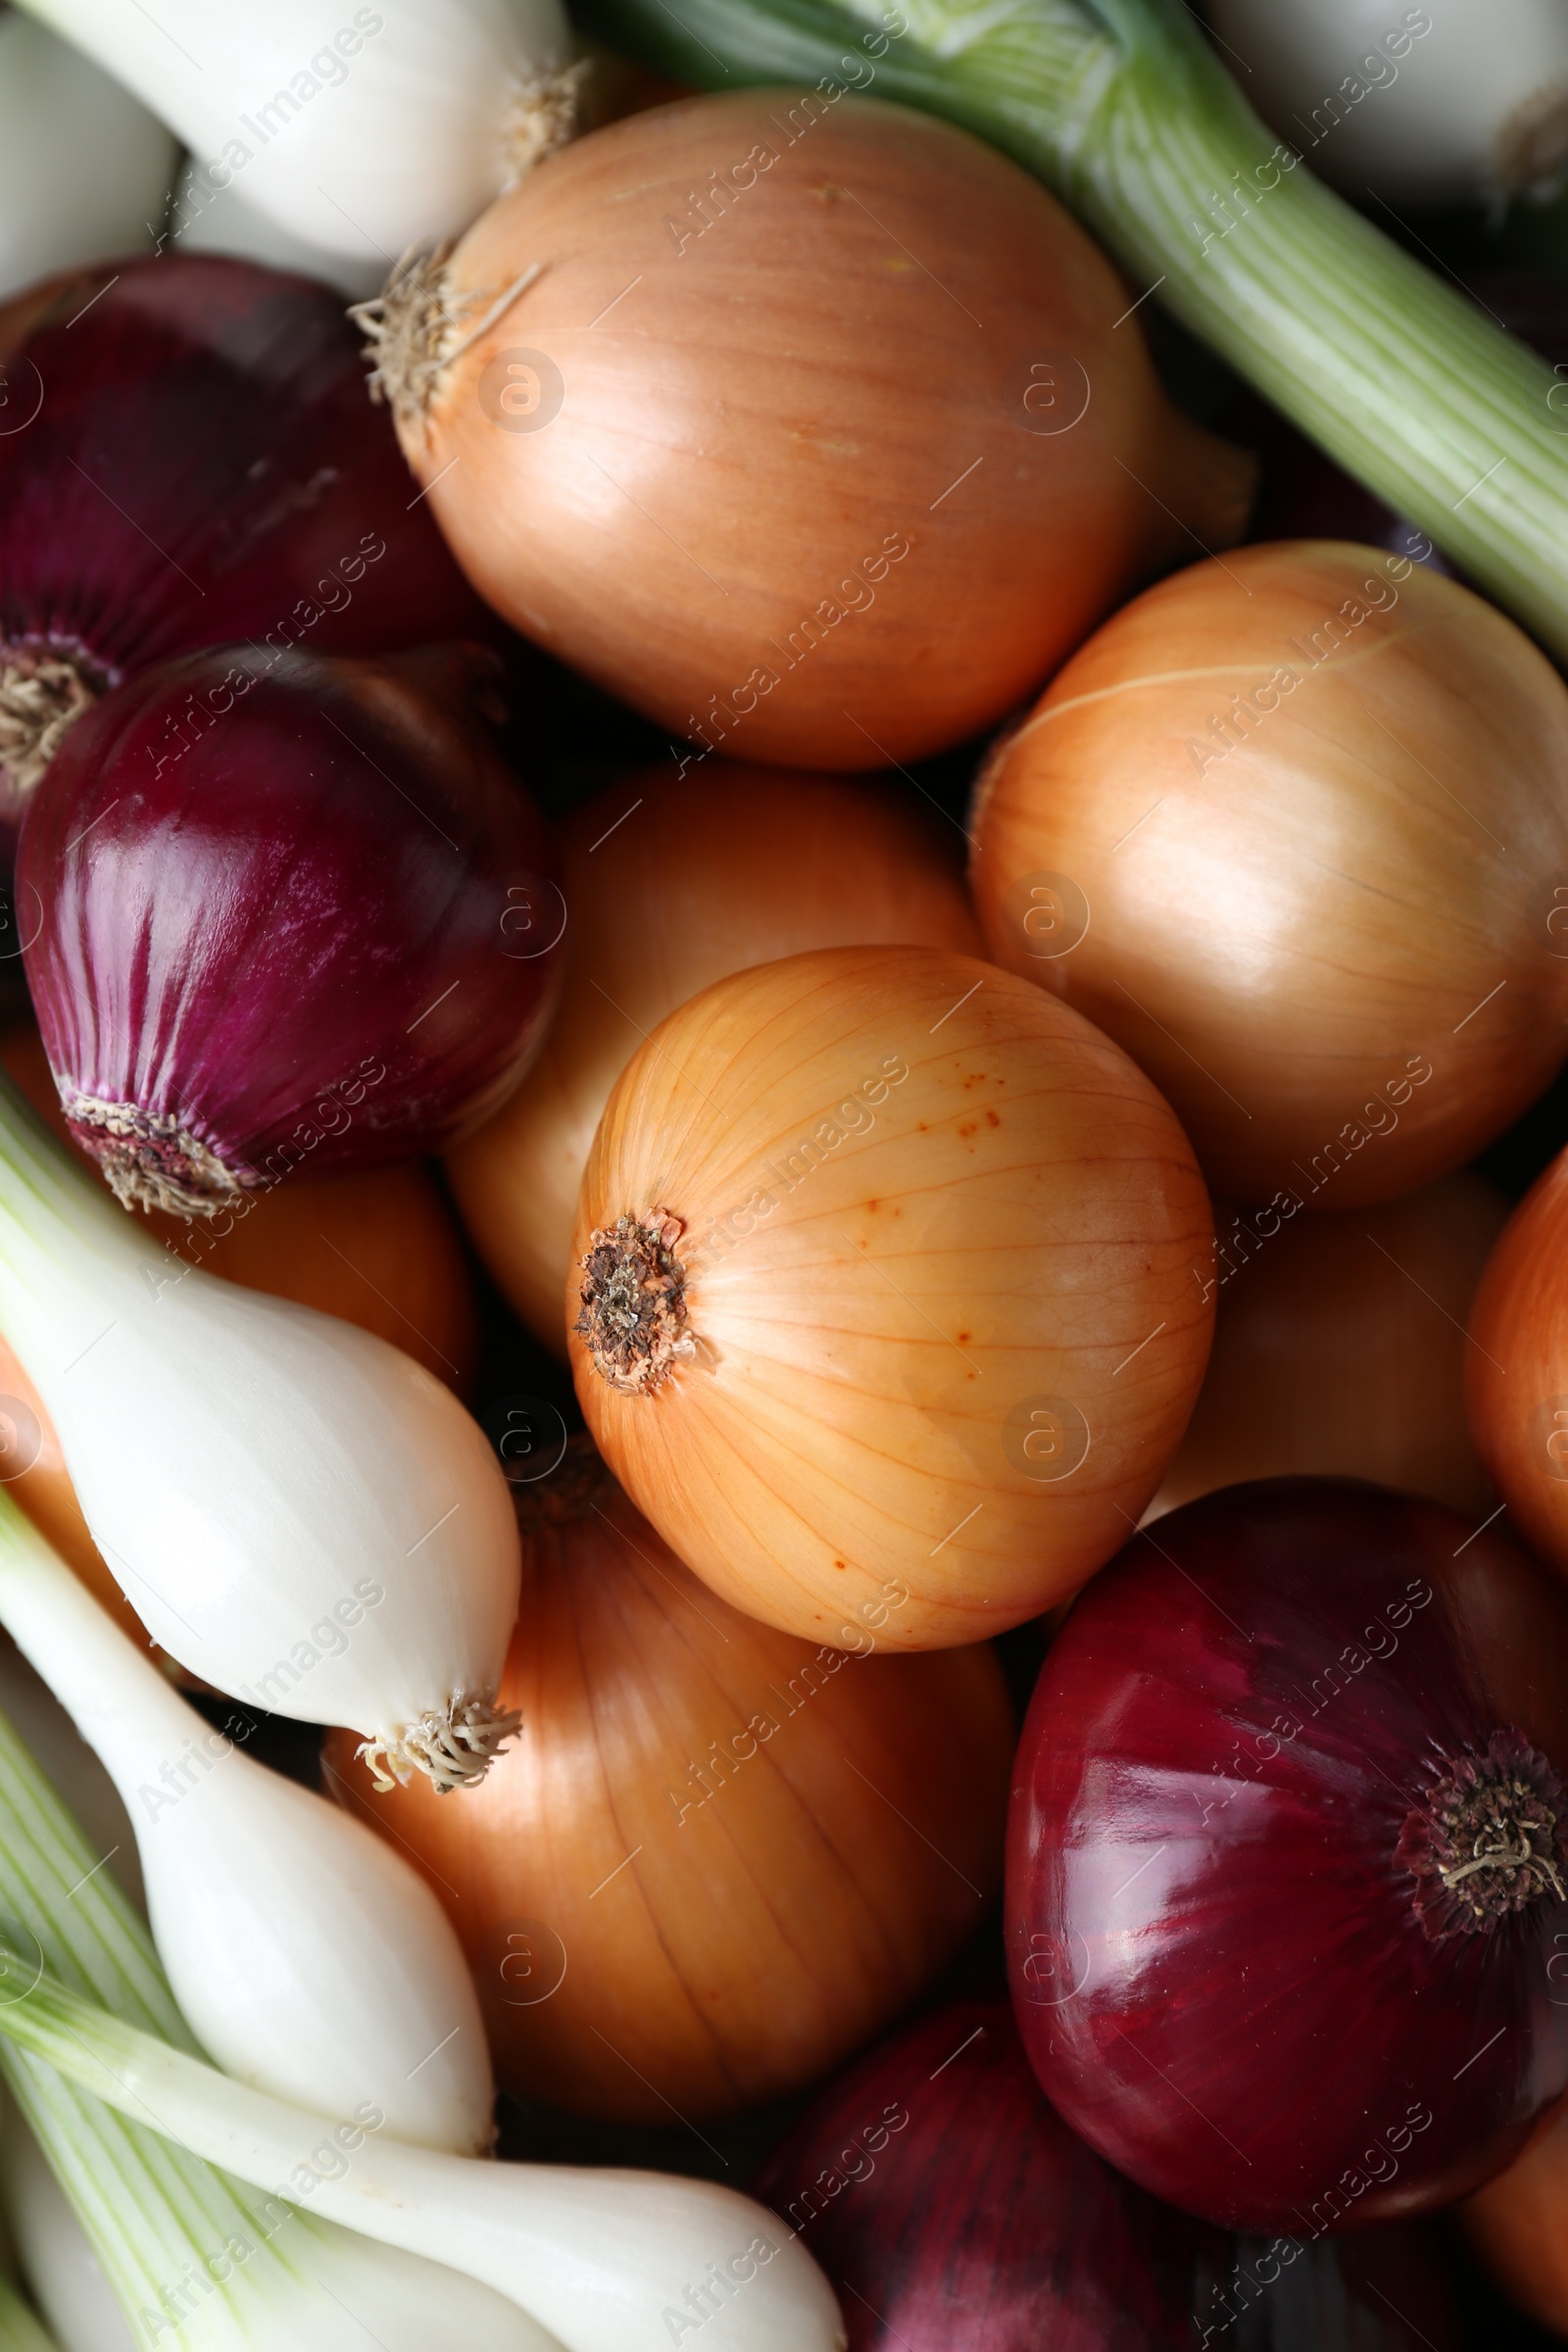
[971,541,1568,1206]
[323,1446,1013,2120]
[449,760,980,1347]
[1007,1478,1568,2232]
[566,944,1214,1648]
[364,90,1254,769]
[0,22,1556,2346]
[20,643,561,1215]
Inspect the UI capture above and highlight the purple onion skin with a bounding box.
[1005,1478,1568,2237]
[20,642,562,1207]
[752,1997,1225,2349]
[0,256,491,682]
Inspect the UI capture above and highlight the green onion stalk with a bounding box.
[0,1697,560,2349]
[576,0,1568,659]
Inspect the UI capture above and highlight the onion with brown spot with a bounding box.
[564,944,1213,1647]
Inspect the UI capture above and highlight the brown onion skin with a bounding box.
[971,541,1568,1206]
[399,90,1253,769]
[0,1019,479,1642]
[1467,1145,1568,1582]
[447,761,980,1348]
[1154,1173,1506,1520]
[321,1458,1013,2123]
[566,945,1213,1649]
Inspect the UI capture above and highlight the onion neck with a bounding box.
[573,1207,695,1395]
[0,641,110,822]
[1399,1730,1568,1939]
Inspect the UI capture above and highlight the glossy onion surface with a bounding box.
[1467,1144,1568,1587]
[971,542,1568,1206]
[21,644,561,1213]
[448,760,980,1348]
[323,1452,1013,2121]
[402,90,1252,768]
[1155,1173,1505,1519]
[1006,1478,1568,2232]
[567,946,1214,1649]
[0,256,491,823]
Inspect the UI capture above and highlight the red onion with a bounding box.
[1005,1477,1568,2236]
[19,642,562,1214]
[751,1994,1456,2350]
[0,256,492,828]
[753,1996,1223,2349]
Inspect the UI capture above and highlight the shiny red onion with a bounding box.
[751,1994,1456,2350]
[19,642,562,1214]
[1005,1478,1568,2236]
[0,256,493,827]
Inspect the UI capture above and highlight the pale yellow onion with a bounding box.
[566,945,1213,1648]
[971,540,1568,1206]
[366,88,1253,770]
[447,760,980,1348]
[1151,1171,1506,1521]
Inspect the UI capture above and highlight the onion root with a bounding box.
[359,1693,523,1796]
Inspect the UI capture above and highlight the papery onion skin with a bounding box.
[1006,1477,1568,2233]
[1466,1146,1568,1589]
[971,541,1568,1206]
[21,642,562,1215]
[383,89,1254,769]
[565,944,1213,1649]
[752,1996,1226,2349]
[1153,1173,1506,1520]
[0,257,495,822]
[448,760,980,1348]
[321,1450,1013,2123]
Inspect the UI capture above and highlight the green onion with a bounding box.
[576,0,1568,659]
[0,1697,566,2348]
[0,1697,327,2347]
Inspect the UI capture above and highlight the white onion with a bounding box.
[0,13,175,300]
[1209,0,1568,210]
[14,0,575,273]
[0,1498,495,2154]
[0,1082,521,1793]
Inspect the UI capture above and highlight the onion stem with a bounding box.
[0,1963,845,2352]
[577,0,1568,659]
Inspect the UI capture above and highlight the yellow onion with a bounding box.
[971,541,1568,1206]
[1463,2095,1568,2335]
[564,945,1213,1648]
[361,89,1253,770]
[0,1019,479,1644]
[447,760,980,1348]
[1467,1143,1568,1579]
[322,1445,1013,2122]
[1153,1173,1506,1521]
